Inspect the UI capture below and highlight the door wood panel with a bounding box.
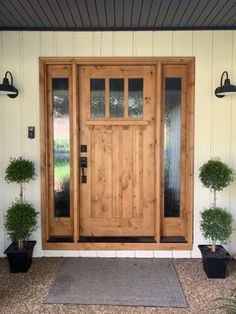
[79,65,156,237]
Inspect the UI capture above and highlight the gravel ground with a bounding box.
[0,257,235,314]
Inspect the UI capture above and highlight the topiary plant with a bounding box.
[200,207,233,253]
[199,158,234,253]
[199,158,234,206]
[4,157,38,250]
[5,202,38,249]
[5,157,36,202]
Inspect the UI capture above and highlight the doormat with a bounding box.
[45,258,187,308]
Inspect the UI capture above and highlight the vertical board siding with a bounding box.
[40,32,55,56]
[212,31,233,209]
[192,31,213,254]
[55,31,75,56]
[133,32,153,56]
[22,32,42,256]
[230,32,236,254]
[0,30,236,257]
[114,32,133,56]
[93,32,114,56]
[0,31,4,254]
[153,32,173,56]
[1,32,22,250]
[75,32,94,56]
[173,31,193,56]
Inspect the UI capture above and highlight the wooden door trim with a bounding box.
[43,241,192,250]
[40,57,194,250]
[40,56,194,66]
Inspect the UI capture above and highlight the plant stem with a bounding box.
[212,240,216,253]
[213,189,216,207]
[18,239,23,250]
[20,183,23,203]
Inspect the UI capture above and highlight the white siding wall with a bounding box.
[0,30,236,258]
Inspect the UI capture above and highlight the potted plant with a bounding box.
[4,157,38,273]
[198,158,234,278]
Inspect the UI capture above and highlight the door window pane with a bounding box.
[110,79,124,117]
[90,79,105,117]
[164,78,181,217]
[52,78,70,217]
[128,79,143,118]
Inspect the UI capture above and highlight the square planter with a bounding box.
[4,241,36,273]
[198,244,231,278]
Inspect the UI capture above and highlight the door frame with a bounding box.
[40,57,194,250]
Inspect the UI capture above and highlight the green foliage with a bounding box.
[5,157,36,184]
[4,157,38,249]
[200,207,233,243]
[199,158,234,192]
[4,201,38,243]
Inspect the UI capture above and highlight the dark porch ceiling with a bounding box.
[0,0,236,31]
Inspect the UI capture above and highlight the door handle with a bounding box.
[80,157,87,183]
[80,157,87,168]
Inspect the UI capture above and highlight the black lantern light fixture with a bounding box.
[0,71,18,98]
[215,71,236,98]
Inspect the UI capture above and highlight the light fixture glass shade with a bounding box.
[0,71,18,98]
[215,71,236,98]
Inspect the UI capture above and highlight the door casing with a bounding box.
[40,57,194,250]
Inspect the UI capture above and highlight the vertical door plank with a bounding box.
[112,127,122,219]
[92,127,112,219]
[142,67,155,232]
[103,126,113,218]
[132,129,143,219]
[79,67,92,234]
[121,127,133,222]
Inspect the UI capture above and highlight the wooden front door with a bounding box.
[79,65,156,238]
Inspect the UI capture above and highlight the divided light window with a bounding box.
[90,78,143,118]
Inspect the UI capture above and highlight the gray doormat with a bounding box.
[45,258,187,308]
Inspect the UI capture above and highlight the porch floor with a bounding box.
[0,257,235,313]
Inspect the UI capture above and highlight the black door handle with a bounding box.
[80,157,87,168]
[80,157,87,183]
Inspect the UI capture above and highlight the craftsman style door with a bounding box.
[79,65,156,238]
[41,57,194,249]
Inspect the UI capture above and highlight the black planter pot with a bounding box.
[198,244,231,278]
[4,240,36,273]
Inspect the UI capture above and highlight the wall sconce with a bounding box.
[0,71,18,98]
[215,71,236,98]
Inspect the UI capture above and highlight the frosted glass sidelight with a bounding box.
[164,78,181,217]
[52,78,70,217]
